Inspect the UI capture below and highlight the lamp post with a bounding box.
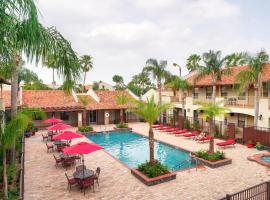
[172,63,181,77]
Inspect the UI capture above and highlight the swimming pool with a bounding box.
[87,131,195,171]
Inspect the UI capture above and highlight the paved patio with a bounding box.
[25,123,270,200]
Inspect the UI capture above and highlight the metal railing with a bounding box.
[19,136,25,200]
[220,181,270,200]
[224,96,254,108]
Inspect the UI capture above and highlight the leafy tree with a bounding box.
[143,59,170,122]
[80,55,93,87]
[112,75,125,90]
[196,101,230,154]
[235,50,269,126]
[130,96,172,165]
[165,75,189,117]
[92,82,99,90]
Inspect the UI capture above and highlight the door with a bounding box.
[89,111,97,124]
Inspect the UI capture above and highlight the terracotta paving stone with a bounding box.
[25,123,270,200]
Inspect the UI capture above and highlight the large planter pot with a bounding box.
[194,156,232,168]
[131,168,176,186]
[113,127,132,131]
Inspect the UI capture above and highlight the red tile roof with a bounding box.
[22,90,84,111]
[81,90,134,110]
[186,64,270,86]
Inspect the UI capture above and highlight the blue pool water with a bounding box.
[261,156,270,163]
[87,131,195,171]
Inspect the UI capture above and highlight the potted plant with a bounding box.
[255,142,264,151]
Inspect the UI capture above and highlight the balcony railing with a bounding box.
[224,96,254,108]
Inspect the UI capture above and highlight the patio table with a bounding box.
[59,153,78,160]
[73,169,94,180]
[54,140,68,146]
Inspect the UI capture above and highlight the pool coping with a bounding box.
[248,152,270,167]
[86,129,203,173]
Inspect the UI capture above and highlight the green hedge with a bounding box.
[138,160,169,178]
[116,123,128,128]
[78,126,93,132]
[195,150,225,161]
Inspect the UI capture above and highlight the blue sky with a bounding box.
[28,0,270,85]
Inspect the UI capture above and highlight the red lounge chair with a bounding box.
[173,129,188,135]
[152,124,164,128]
[183,131,199,138]
[196,135,212,142]
[165,128,180,132]
[157,126,172,130]
[216,138,235,147]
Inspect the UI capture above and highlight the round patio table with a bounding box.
[73,169,94,180]
[53,140,67,146]
[59,153,77,160]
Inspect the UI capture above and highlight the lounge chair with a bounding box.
[157,126,172,130]
[173,129,188,135]
[65,172,78,192]
[164,128,180,133]
[216,138,235,148]
[196,135,212,143]
[183,131,199,138]
[152,124,164,128]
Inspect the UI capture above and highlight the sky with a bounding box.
[27,0,270,85]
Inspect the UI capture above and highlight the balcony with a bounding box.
[170,96,180,103]
[193,96,212,104]
[224,96,254,108]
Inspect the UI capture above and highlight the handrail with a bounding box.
[19,136,25,200]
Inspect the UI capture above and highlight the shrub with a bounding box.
[78,126,93,132]
[195,150,225,162]
[138,160,169,178]
[184,119,191,130]
[255,142,264,150]
[116,123,128,128]
[192,121,201,131]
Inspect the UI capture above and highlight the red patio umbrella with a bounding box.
[63,142,104,177]
[52,131,84,141]
[43,117,63,124]
[47,123,72,131]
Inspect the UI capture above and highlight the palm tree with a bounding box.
[0,108,45,198]
[165,75,189,117]
[235,50,269,127]
[116,93,129,124]
[112,75,125,90]
[43,55,57,88]
[186,50,246,104]
[80,55,93,87]
[131,96,172,165]
[143,59,170,122]
[196,101,230,154]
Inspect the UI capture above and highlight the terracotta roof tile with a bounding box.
[186,64,270,86]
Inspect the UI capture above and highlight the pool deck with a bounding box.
[25,122,270,200]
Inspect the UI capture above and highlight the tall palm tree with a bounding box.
[131,96,172,165]
[80,55,93,87]
[43,55,57,89]
[186,50,246,104]
[0,108,45,198]
[196,101,230,154]
[143,59,170,122]
[116,93,129,123]
[165,75,189,117]
[235,50,269,127]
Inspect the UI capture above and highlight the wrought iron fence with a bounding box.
[220,181,270,200]
[19,136,25,200]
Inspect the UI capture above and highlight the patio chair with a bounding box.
[42,134,48,142]
[62,158,76,169]
[76,165,86,172]
[53,154,62,168]
[80,177,95,195]
[65,172,78,192]
[173,129,188,136]
[93,167,100,187]
[46,142,54,153]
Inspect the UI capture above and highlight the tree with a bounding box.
[92,81,100,90]
[130,96,172,165]
[0,108,45,198]
[165,75,189,117]
[235,50,269,127]
[143,59,170,121]
[43,55,57,88]
[127,71,153,98]
[116,93,129,123]
[80,55,93,87]
[186,50,246,104]
[196,101,230,154]
[112,75,125,90]
[2,0,81,163]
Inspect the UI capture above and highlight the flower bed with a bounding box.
[78,126,95,134]
[114,123,132,131]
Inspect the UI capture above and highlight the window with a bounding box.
[238,92,246,100]
[238,119,245,128]
[206,87,212,99]
[262,84,269,97]
[221,86,228,97]
[89,111,97,123]
[193,88,199,99]
[60,112,69,121]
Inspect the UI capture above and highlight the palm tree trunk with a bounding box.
[181,90,185,117]
[149,126,155,165]
[83,71,87,87]
[157,80,162,122]
[208,118,214,154]
[10,54,21,164]
[212,81,216,105]
[254,86,259,127]
[52,68,55,89]
[3,150,8,199]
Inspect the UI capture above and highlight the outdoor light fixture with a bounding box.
[259,115,263,120]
